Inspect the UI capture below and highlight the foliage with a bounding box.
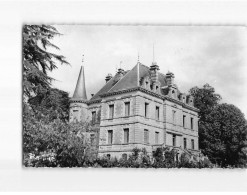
[23,102,95,167]
[189,84,247,168]
[23,25,69,98]
[189,83,221,121]
[92,147,213,168]
[200,104,247,167]
[28,88,70,122]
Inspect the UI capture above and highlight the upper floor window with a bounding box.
[124,102,130,116]
[124,128,129,144]
[92,111,96,124]
[183,115,186,127]
[144,129,149,144]
[191,117,194,130]
[109,104,114,119]
[155,132,159,144]
[155,106,160,120]
[108,130,113,144]
[191,139,195,150]
[172,110,176,124]
[184,138,187,149]
[145,103,149,118]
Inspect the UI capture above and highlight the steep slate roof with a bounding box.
[72,66,87,99]
[89,63,171,101]
[90,70,129,101]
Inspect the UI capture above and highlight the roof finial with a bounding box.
[82,54,84,63]
[137,51,140,63]
[153,42,155,62]
[120,61,122,69]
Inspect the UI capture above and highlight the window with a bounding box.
[124,102,130,116]
[109,104,114,119]
[155,106,160,120]
[191,117,194,130]
[124,128,129,144]
[92,111,96,124]
[73,110,79,121]
[191,139,195,150]
[172,110,176,124]
[122,153,127,160]
[145,103,149,117]
[144,129,149,144]
[183,115,186,127]
[172,134,176,146]
[155,132,159,144]
[106,154,111,160]
[184,138,187,149]
[108,130,113,144]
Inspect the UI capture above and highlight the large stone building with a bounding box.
[69,59,200,159]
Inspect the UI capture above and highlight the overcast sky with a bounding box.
[49,25,247,117]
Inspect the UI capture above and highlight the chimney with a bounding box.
[105,73,113,83]
[166,71,175,86]
[150,62,160,83]
[114,68,124,82]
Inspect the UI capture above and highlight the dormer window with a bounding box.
[146,81,149,88]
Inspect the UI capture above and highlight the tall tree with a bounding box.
[189,83,221,121]
[201,104,247,167]
[28,88,70,122]
[189,84,247,167]
[23,25,69,98]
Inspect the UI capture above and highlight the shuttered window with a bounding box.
[144,129,149,144]
[183,115,186,127]
[172,134,176,146]
[191,139,195,150]
[124,129,129,144]
[173,110,176,124]
[109,105,114,119]
[108,130,113,144]
[155,132,159,144]
[191,117,194,129]
[184,138,187,149]
[92,111,96,124]
[125,102,130,116]
[155,106,159,120]
[145,103,149,117]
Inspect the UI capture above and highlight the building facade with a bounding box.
[69,60,200,159]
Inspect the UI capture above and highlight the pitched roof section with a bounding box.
[72,66,87,99]
[89,63,170,101]
[90,70,129,101]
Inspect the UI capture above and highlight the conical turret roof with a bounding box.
[72,66,87,99]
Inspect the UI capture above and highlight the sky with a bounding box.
[49,25,247,117]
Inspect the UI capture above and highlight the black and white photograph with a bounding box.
[23,24,247,168]
[1,0,247,192]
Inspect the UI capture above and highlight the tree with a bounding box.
[189,84,247,167]
[23,103,95,167]
[189,83,221,121]
[28,88,70,122]
[23,25,69,99]
[201,104,247,167]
